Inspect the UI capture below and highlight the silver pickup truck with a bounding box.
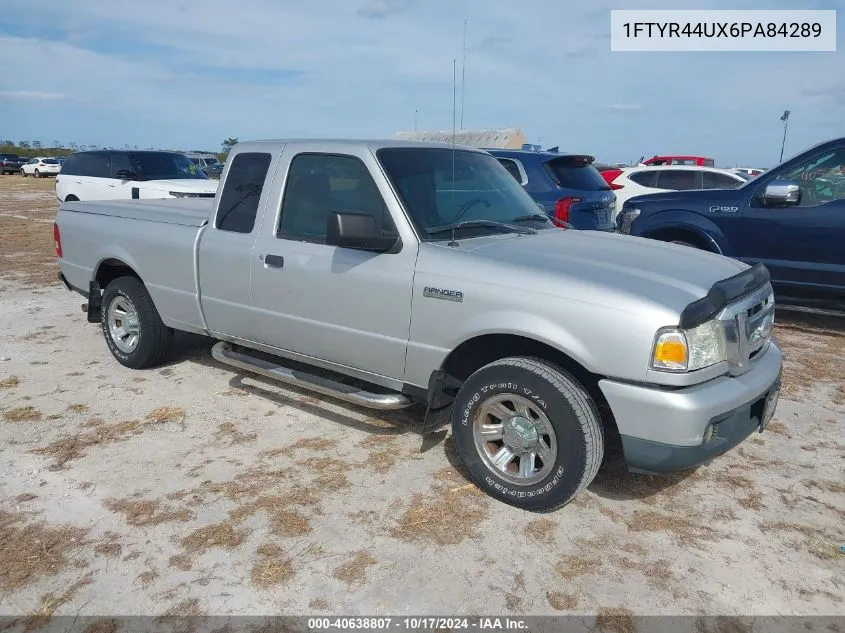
[54,139,783,511]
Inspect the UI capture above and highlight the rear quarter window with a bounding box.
[215,152,273,233]
[543,157,610,191]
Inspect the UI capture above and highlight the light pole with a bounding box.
[779,110,790,163]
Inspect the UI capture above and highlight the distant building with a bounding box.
[393,128,527,149]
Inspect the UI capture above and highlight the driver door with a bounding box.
[739,146,845,304]
[250,147,417,380]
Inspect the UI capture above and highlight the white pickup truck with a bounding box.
[54,139,783,510]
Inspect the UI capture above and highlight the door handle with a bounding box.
[263,254,284,269]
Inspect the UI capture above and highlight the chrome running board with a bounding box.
[211,342,413,411]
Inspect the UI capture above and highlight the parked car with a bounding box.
[0,153,27,175]
[486,148,616,231]
[601,165,747,212]
[642,155,715,167]
[617,137,845,315]
[185,152,224,178]
[731,167,766,177]
[54,138,782,511]
[21,156,62,178]
[55,150,218,202]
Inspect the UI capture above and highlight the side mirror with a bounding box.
[762,179,800,206]
[325,212,398,252]
[116,169,137,180]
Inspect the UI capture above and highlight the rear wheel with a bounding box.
[21,170,27,177]
[450,357,604,511]
[64,195,79,202]
[100,276,173,369]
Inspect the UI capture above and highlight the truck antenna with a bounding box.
[460,20,467,131]
[449,57,458,247]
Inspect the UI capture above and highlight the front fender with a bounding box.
[636,209,727,253]
[446,309,604,374]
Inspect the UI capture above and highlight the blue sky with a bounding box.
[1,0,842,166]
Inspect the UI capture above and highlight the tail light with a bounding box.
[601,169,624,190]
[53,222,62,258]
[554,197,582,224]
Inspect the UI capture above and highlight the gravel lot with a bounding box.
[0,176,842,622]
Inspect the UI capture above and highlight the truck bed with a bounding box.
[61,198,213,227]
[56,198,212,334]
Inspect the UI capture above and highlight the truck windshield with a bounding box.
[127,152,209,180]
[377,147,552,240]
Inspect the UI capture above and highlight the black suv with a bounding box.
[0,153,27,175]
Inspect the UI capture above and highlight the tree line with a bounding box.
[1,139,238,160]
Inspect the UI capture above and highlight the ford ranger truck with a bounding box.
[53,139,783,511]
[617,136,845,316]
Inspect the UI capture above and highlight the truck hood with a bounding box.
[140,179,219,194]
[458,228,749,316]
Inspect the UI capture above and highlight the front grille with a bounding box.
[718,284,775,375]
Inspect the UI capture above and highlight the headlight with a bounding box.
[651,319,727,372]
[169,191,203,198]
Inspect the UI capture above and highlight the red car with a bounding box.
[642,155,715,167]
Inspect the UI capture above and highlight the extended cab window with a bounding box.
[215,152,272,233]
[278,153,394,241]
[778,149,845,207]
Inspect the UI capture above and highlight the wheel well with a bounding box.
[94,259,141,289]
[440,334,619,440]
[644,227,715,251]
[64,195,79,202]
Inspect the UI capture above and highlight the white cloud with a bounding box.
[0,90,68,101]
[0,0,841,163]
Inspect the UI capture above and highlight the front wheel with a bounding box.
[34,169,40,178]
[100,276,173,369]
[21,170,27,177]
[450,357,604,511]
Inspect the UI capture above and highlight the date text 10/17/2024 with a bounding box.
[308,617,529,631]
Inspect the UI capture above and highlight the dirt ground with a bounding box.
[0,175,842,620]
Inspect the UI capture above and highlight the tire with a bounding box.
[100,276,173,369]
[450,356,604,511]
[21,170,27,177]
[34,169,40,178]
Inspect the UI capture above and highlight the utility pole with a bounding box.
[779,109,790,163]
[460,20,467,131]
[414,108,419,132]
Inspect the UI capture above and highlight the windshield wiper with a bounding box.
[426,219,537,238]
[512,214,573,229]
